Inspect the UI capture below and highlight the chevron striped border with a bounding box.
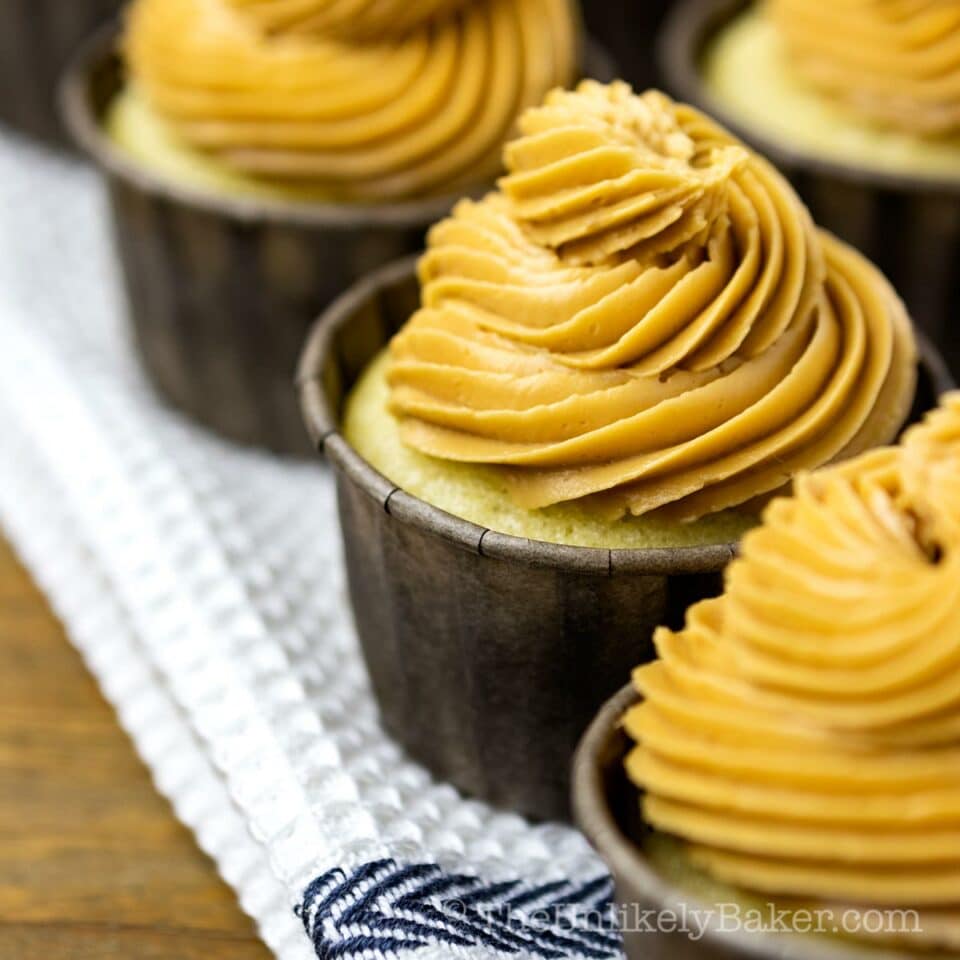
[295,858,622,959]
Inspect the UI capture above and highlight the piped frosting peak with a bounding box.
[501,86,749,266]
[387,82,917,521]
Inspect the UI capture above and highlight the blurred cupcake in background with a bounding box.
[63,0,585,452]
[113,0,581,203]
[661,0,960,378]
[0,0,121,145]
[706,0,960,180]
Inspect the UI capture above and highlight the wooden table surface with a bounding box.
[0,536,273,959]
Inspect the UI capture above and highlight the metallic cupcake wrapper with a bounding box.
[298,258,949,822]
[660,0,960,380]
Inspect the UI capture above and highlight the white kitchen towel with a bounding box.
[0,131,623,960]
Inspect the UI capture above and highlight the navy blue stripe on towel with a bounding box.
[296,858,622,959]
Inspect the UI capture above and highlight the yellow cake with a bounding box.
[704,3,960,181]
[343,81,919,549]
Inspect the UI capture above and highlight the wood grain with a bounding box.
[0,536,273,959]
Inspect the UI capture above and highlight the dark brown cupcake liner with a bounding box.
[60,26,616,455]
[573,685,919,960]
[581,1,674,90]
[0,0,121,147]
[659,0,960,379]
[297,257,950,822]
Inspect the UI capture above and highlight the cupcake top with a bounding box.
[770,0,960,135]
[624,393,960,909]
[387,81,917,522]
[123,0,579,201]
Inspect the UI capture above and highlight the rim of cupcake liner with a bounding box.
[659,0,960,198]
[297,256,952,578]
[60,22,617,229]
[572,683,925,960]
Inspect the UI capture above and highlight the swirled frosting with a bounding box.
[124,0,579,200]
[625,397,960,907]
[903,392,960,544]
[770,0,960,134]
[224,0,468,40]
[387,82,917,522]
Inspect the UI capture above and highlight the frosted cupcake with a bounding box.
[62,0,583,451]
[575,393,960,957]
[300,81,929,820]
[347,81,917,545]
[660,0,960,377]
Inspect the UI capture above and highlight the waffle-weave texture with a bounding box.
[0,132,622,960]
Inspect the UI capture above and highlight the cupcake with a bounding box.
[574,393,960,957]
[62,0,584,453]
[0,0,121,146]
[660,0,960,376]
[299,80,931,820]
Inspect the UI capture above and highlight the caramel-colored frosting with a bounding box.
[770,0,960,135]
[387,82,916,522]
[903,392,960,544]
[625,395,960,906]
[124,0,579,200]
[225,0,467,40]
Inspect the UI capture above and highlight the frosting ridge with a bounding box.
[224,0,469,40]
[903,391,960,545]
[387,82,917,521]
[124,0,579,200]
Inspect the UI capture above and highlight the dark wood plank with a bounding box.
[0,536,273,958]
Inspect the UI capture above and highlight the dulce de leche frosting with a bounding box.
[903,392,960,544]
[770,0,960,135]
[387,82,917,522]
[225,0,468,40]
[625,395,960,908]
[124,0,579,201]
